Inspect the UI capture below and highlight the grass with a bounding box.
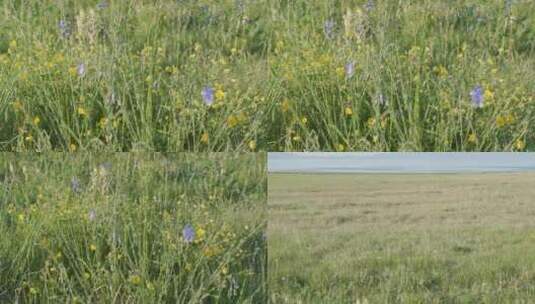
[0,153,267,303]
[1,0,534,151]
[269,172,535,303]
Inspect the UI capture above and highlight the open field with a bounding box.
[0,153,267,303]
[269,172,535,303]
[1,0,535,151]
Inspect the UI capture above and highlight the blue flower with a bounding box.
[71,176,81,193]
[58,20,71,39]
[97,1,109,9]
[202,87,215,106]
[324,20,335,39]
[345,61,355,79]
[470,85,484,108]
[77,63,86,77]
[88,209,97,221]
[183,224,195,243]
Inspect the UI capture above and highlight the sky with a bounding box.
[268,153,535,173]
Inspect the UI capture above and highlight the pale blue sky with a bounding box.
[268,153,535,173]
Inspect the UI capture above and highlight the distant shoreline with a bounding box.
[269,169,535,174]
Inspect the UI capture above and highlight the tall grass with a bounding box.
[0,153,267,303]
[0,0,533,151]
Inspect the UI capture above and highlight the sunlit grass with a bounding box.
[0,0,533,151]
[0,153,267,303]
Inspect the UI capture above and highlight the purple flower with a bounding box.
[324,20,335,39]
[77,63,86,77]
[202,87,215,106]
[88,209,97,221]
[345,61,355,79]
[470,85,484,108]
[58,20,71,39]
[183,224,195,243]
[365,0,376,12]
[71,176,81,193]
[97,1,109,9]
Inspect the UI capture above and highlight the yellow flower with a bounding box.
[227,115,239,128]
[9,40,17,50]
[484,88,494,100]
[281,99,290,113]
[367,117,376,128]
[515,139,526,151]
[29,287,38,295]
[248,140,256,151]
[68,67,77,77]
[301,117,308,124]
[77,107,88,117]
[90,244,97,251]
[344,107,353,116]
[13,100,23,111]
[200,132,209,144]
[495,115,506,128]
[336,144,345,152]
[196,227,206,241]
[467,133,477,143]
[203,245,222,258]
[69,143,77,152]
[18,214,25,222]
[292,135,301,142]
[335,66,345,78]
[221,266,229,275]
[505,113,515,125]
[433,65,448,78]
[129,274,142,285]
[215,89,225,101]
[33,116,41,126]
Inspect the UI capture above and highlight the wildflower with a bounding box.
[29,287,38,295]
[515,139,526,151]
[200,132,209,144]
[496,115,506,128]
[88,209,96,221]
[96,1,109,9]
[33,116,41,126]
[365,0,375,11]
[196,227,206,241]
[77,107,88,117]
[69,143,77,152]
[201,87,214,105]
[248,140,256,151]
[183,224,195,243]
[323,20,335,39]
[227,115,239,128]
[336,143,345,151]
[90,244,97,251]
[484,88,494,100]
[470,86,484,108]
[468,133,477,143]
[433,65,448,78]
[129,274,142,285]
[301,117,308,124]
[215,88,225,101]
[58,20,71,38]
[345,106,353,116]
[71,176,81,193]
[77,63,86,77]
[345,61,355,79]
[281,99,290,113]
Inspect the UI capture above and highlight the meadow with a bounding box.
[269,172,535,303]
[0,153,267,303]
[1,0,534,152]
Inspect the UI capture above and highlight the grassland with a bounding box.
[0,153,267,303]
[1,0,534,151]
[269,172,535,303]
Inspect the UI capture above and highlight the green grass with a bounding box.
[1,0,534,151]
[269,172,535,303]
[0,153,267,303]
